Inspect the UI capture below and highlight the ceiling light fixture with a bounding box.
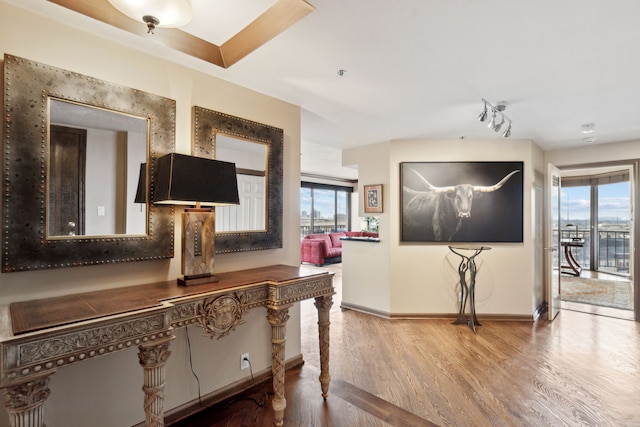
[107,0,193,33]
[478,99,512,138]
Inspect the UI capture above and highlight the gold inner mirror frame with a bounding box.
[47,98,149,239]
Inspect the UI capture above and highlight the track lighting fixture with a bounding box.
[478,99,512,138]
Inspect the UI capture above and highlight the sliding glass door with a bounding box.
[561,169,630,275]
[597,181,631,274]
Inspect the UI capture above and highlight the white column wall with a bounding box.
[342,142,391,314]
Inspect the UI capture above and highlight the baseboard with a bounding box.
[389,312,535,321]
[340,302,390,318]
[340,304,536,322]
[132,354,305,427]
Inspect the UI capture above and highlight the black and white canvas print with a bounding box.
[401,161,524,243]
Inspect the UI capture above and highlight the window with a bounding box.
[300,182,352,237]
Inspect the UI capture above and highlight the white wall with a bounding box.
[545,139,640,167]
[85,128,119,235]
[0,3,302,426]
[344,138,544,317]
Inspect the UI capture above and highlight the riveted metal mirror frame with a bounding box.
[192,106,283,253]
[2,54,175,272]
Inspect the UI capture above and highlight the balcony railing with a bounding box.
[556,228,629,275]
[300,224,348,237]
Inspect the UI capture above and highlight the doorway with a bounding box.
[559,165,634,320]
[49,124,87,236]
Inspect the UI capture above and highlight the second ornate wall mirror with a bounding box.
[192,107,283,253]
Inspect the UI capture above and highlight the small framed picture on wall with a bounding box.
[364,184,383,213]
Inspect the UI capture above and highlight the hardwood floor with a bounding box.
[172,264,640,426]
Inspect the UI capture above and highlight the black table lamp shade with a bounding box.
[134,163,147,204]
[153,153,239,206]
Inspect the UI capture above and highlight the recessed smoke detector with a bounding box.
[337,69,348,77]
[581,123,595,134]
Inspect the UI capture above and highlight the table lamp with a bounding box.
[153,153,239,286]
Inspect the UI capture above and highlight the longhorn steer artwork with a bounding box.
[401,162,524,242]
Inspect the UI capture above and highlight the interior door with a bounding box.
[546,163,562,320]
[49,125,87,236]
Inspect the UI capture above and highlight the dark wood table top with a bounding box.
[9,264,328,335]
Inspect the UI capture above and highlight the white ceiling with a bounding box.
[9,0,640,180]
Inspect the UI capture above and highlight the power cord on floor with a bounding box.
[210,357,273,411]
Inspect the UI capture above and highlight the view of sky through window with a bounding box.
[562,182,630,223]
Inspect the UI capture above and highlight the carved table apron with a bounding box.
[0,265,334,427]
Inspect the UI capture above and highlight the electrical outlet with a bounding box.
[240,353,250,370]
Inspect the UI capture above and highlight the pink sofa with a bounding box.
[301,231,379,266]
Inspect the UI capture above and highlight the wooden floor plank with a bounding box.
[173,264,640,426]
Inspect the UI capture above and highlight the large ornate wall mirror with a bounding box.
[192,107,283,253]
[2,54,175,272]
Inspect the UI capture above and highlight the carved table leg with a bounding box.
[138,336,175,427]
[267,306,290,427]
[314,295,333,399]
[3,375,52,427]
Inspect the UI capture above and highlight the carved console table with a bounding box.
[0,265,334,427]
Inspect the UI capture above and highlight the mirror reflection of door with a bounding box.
[49,125,86,236]
[216,171,265,231]
[215,134,267,232]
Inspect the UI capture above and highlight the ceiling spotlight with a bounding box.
[478,101,488,122]
[337,69,348,77]
[478,99,512,138]
[487,110,497,129]
[107,0,193,33]
[502,122,512,138]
